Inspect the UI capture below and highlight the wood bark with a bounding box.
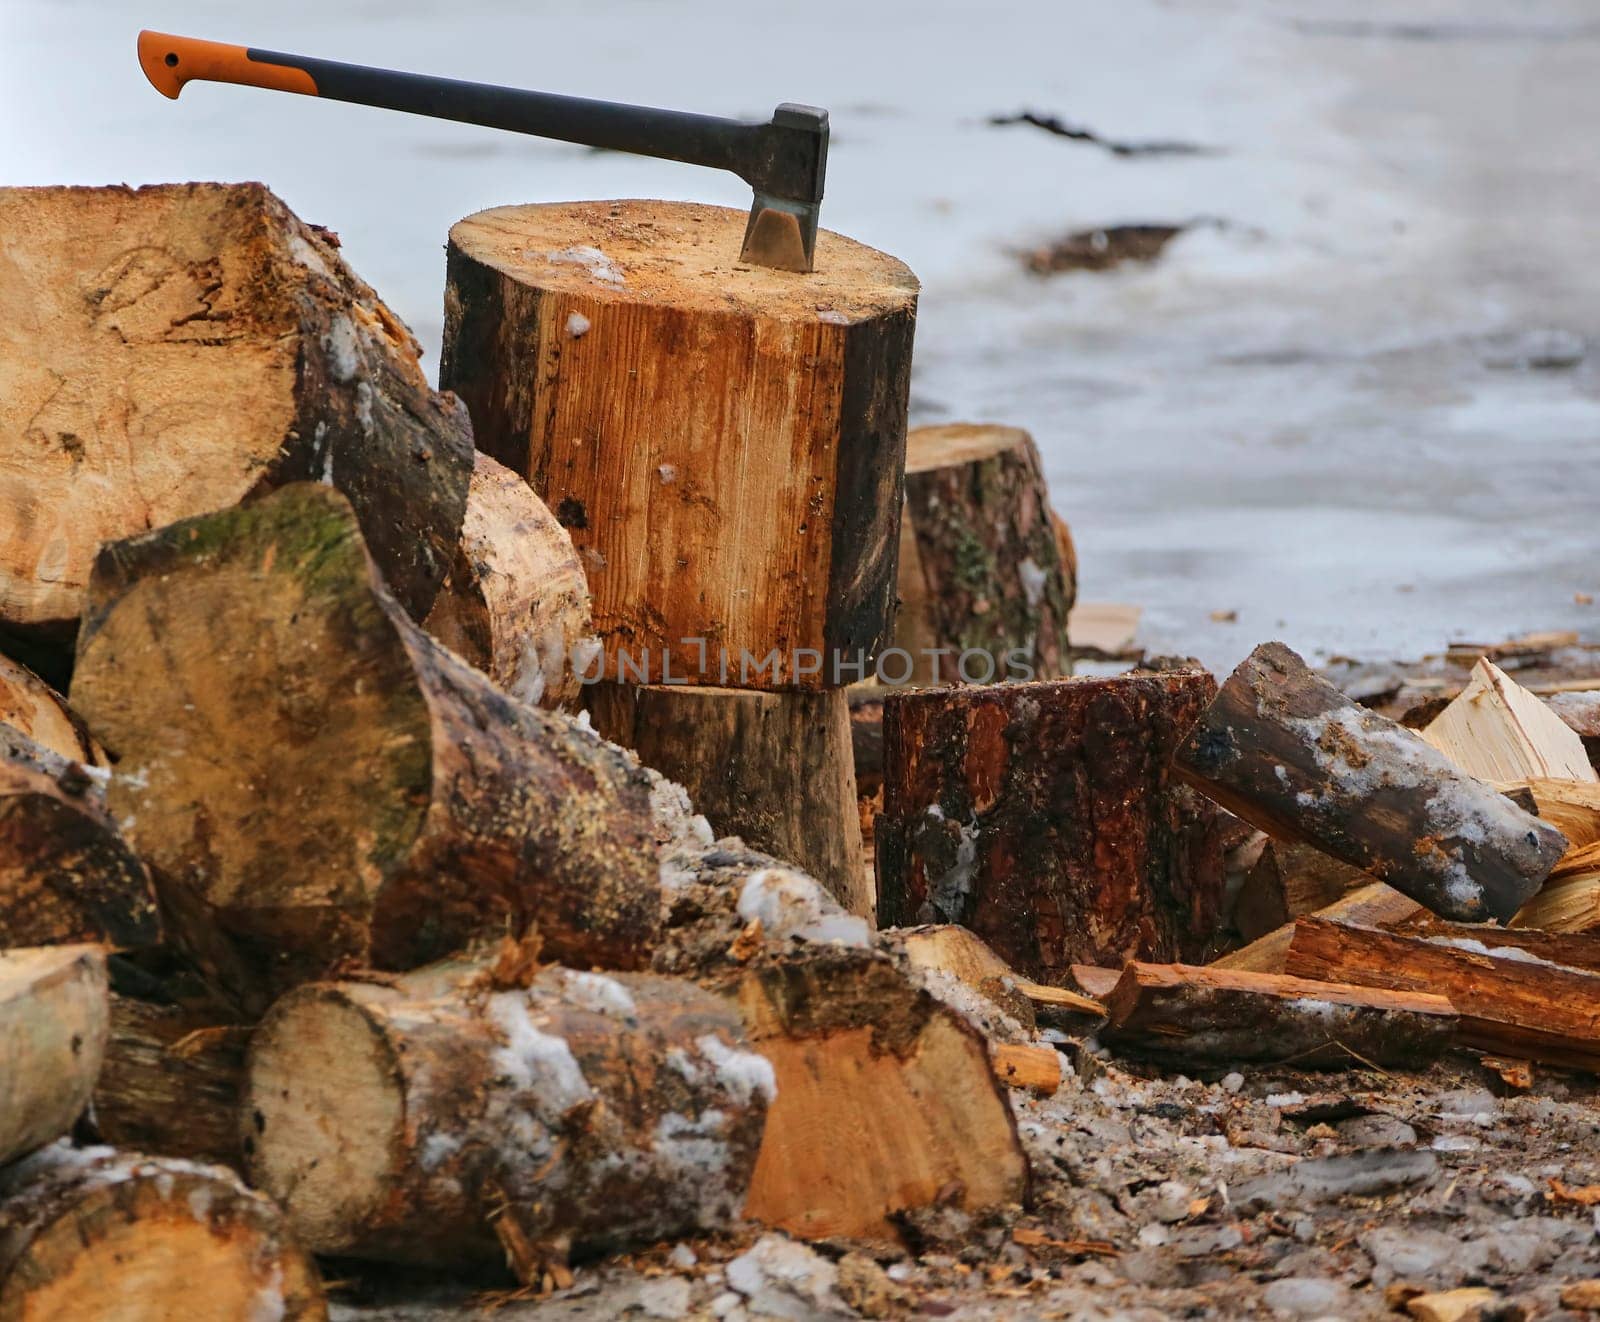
[422,451,594,710]
[71,483,662,1015]
[1213,881,1422,974]
[1173,641,1567,922]
[1284,917,1600,1071]
[0,183,473,634]
[589,682,870,918]
[89,995,249,1170]
[0,1144,325,1320]
[245,961,770,1272]
[0,748,159,950]
[875,672,1226,981]
[1102,961,1457,1068]
[0,654,101,765]
[440,200,918,690]
[1421,659,1596,783]
[896,423,1075,685]
[1232,840,1373,943]
[0,946,107,1166]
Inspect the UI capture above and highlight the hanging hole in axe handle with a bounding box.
[137,30,319,100]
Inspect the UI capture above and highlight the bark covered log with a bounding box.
[0,182,473,634]
[0,1144,325,1320]
[590,682,870,918]
[441,200,918,689]
[71,483,662,1014]
[422,450,595,710]
[896,423,1075,685]
[875,672,1226,981]
[0,946,107,1166]
[244,961,771,1273]
[1174,642,1567,922]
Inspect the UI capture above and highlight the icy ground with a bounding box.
[6,0,1600,669]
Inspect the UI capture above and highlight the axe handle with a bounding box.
[137,30,764,185]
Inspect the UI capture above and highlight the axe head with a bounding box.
[740,103,828,273]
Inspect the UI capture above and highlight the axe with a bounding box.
[136,30,829,273]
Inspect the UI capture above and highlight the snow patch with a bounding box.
[694,1033,777,1105]
[566,311,591,337]
[562,971,637,1018]
[324,315,361,383]
[547,245,626,286]
[487,992,593,1120]
[1018,556,1047,607]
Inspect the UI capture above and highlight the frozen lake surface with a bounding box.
[7,0,1599,672]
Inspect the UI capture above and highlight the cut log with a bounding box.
[441,200,918,690]
[1212,881,1422,974]
[0,182,473,635]
[895,423,1074,685]
[421,450,595,710]
[0,750,159,950]
[0,654,101,765]
[90,995,249,1170]
[991,1043,1062,1094]
[1232,840,1373,943]
[245,961,771,1272]
[1173,642,1567,922]
[876,672,1226,981]
[0,1144,325,1320]
[0,946,107,1166]
[588,683,870,918]
[1421,659,1597,783]
[889,924,1038,1032]
[1102,961,1457,1068]
[71,483,661,1014]
[1284,917,1600,1070]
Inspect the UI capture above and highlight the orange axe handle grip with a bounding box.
[137,30,318,100]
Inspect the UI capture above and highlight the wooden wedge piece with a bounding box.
[1422,659,1596,783]
[1212,882,1423,974]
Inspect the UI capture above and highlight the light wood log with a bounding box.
[896,423,1074,685]
[422,451,594,710]
[0,183,473,637]
[71,483,661,1014]
[441,200,918,690]
[1284,917,1600,1071]
[245,961,770,1274]
[991,1043,1062,1094]
[1173,642,1567,922]
[590,682,869,917]
[90,996,248,1170]
[1102,961,1457,1068]
[1213,881,1423,974]
[1232,840,1373,943]
[0,947,107,1167]
[0,654,100,765]
[1421,659,1596,783]
[888,923,1037,1031]
[876,673,1225,980]
[1546,691,1600,773]
[0,1144,324,1320]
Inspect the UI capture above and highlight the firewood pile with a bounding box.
[5,179,1600,1317]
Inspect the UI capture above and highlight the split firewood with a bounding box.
[1231,841,1373,943]
[1421,659,1597,783]
[896,423,1074,684]
[442,199,917,689]
[1546,690,1600,773]
[0,653,102,765]
[1511,866,1600,933]
[421,451,595,710]
[876,672,1225,980]
[71,484,661,1014]
[589,683,871,918]
[0,183,473,636]
[1499,778,1600,848]
[1068,964,1122,1000]
[1284,917,1600,1070]
[89,995,249,1170]
[0,1143,325,1319]
[1399,916,1600,971]
[991,1042,1063,1094]
[1067,602,1142,659]
[1173,642,1567,922]
[0,946,108,1165]
[1103,962,1457,1068]
[246,961,772,1272]
[1212,882,1423,974]
[888,923,1038,1032]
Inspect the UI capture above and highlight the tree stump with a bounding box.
[589,683,870,918]
[422,451,595,710]
[875,673,1225,982]
[0,183,473,638]
[0,1144,325,1320]
[71,483,662,1014]
[0,946,107,1166]
[441,200,918,690]
[245,961,771,1274]
[895,423,1075,685]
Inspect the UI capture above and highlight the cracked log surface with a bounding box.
[1174,642,1567,922]
[71,484,662,1015]
[0,183,473,640]
[875,673,1225,981]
